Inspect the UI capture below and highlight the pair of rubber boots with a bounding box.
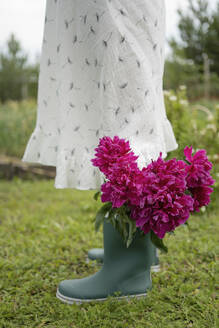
[56,219,160,304]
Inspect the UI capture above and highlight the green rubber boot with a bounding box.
[56,220,153,304]
[87,244,160,272]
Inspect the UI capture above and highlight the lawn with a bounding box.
[0,178,218,328]
[0,90,218,326]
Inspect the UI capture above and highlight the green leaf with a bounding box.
[93,191,101,201]
[95,202,112,232]
[126,220,136,248]
[150,230,168,253]
[107,207,115,222]
[97,203,137,248]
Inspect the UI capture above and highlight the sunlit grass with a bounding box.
[0,178,218,328]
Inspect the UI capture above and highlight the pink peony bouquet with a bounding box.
[91,136,215,251]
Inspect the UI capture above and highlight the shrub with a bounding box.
[0,98,36,157]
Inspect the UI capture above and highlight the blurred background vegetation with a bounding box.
[0,0,219,103]
[0,0,218,169]
[164,0,219,100]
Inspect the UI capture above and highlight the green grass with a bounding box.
[0,178,218,328]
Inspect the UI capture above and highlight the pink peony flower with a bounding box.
[91,136,139,179]
[129,193,194,238]
[184,146,215,212]
[188,185,214,212]
[184,146,215,188]
[126,153,194,238]
[91,136,215,240]
[100,159,141,208]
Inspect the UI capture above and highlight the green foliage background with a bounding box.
[0,1,219,325]
[0,34,39,103]
[164,0,219,99]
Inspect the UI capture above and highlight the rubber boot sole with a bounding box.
[56,288,147,304]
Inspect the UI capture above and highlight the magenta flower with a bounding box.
[127,154,194,238]
[100,158,141,208]
[129,193,194,238]
[91,136,139,179]
[184,146,215,212]
[91,136,215,240]
[91,136,140,208]
[188,186,214,212]
[101,181,128,208]
[184,146,215,187]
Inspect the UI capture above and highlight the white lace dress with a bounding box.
[22,0,178,190]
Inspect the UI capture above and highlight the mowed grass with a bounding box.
[0,178,218,328]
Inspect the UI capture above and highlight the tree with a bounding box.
[0,33,39,102]
[164,0,219,99]
[168,0,219,76]
[206,3,219,74]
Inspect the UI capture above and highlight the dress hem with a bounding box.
[21,119,179,190]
